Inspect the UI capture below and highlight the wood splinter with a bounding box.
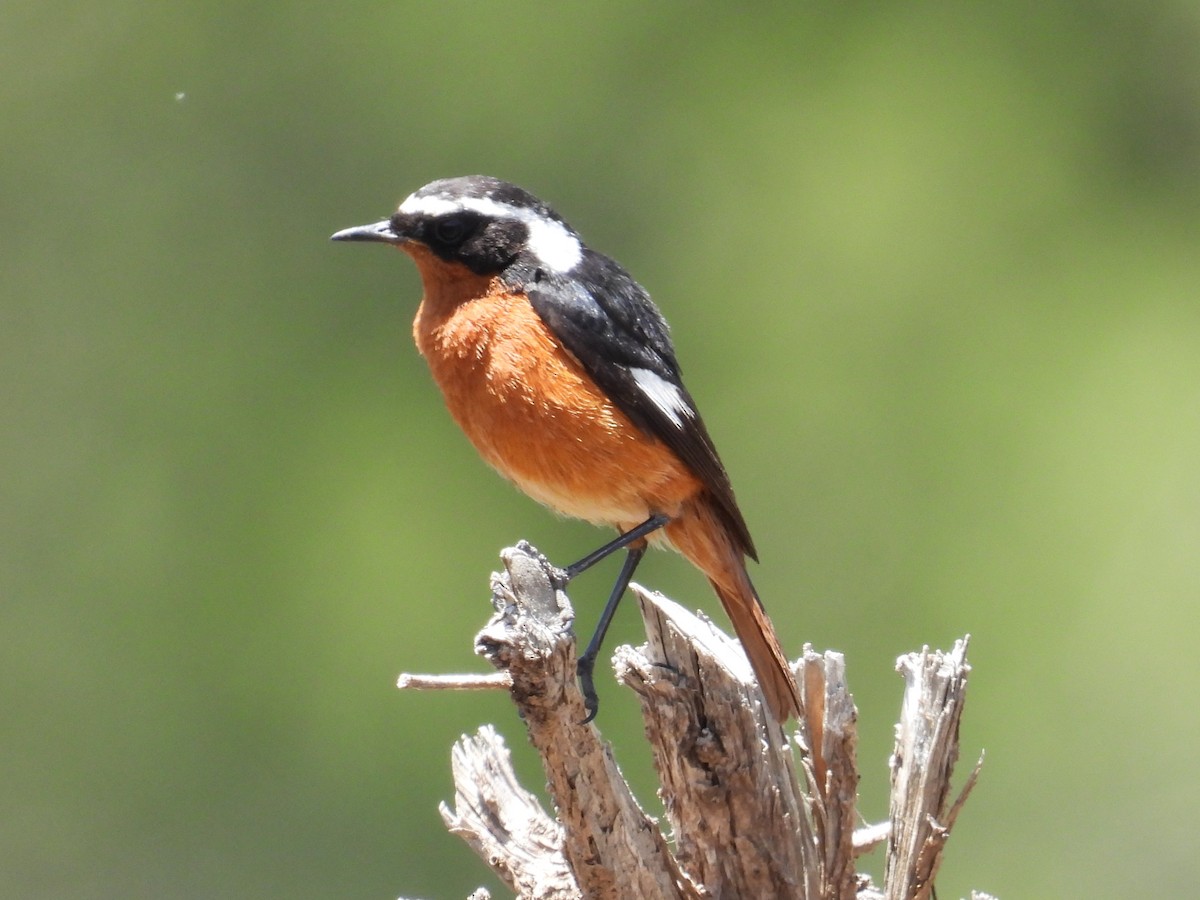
[397,672,513,691]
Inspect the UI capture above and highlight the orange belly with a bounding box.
[407,252,701,530]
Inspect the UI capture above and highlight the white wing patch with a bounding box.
[398,192,583,274]
[631,367,692,428]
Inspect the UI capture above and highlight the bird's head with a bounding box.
[332,175,583,278]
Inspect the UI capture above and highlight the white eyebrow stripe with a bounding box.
[398,194,469,217]
[397,193,583,273]
[630,367,693,428]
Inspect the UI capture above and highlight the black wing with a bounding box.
[522,250,757,560]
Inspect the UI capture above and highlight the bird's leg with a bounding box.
[556,513,669,722]
[576,544,648,723]
[562,513,669,581]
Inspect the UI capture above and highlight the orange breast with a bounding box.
[404,247,701,530]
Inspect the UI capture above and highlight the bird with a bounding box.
[332,176,801,723]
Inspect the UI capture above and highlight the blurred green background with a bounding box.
[4,3,1199,897]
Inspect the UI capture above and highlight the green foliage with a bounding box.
[3,3,1198,896]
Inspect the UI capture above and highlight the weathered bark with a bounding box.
[403,543,988,899]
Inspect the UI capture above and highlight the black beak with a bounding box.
[330,219,404,244]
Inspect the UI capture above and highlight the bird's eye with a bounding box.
[432,216,469,246]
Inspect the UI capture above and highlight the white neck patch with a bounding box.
[398,193,583,274]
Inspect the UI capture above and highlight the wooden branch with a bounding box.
[398,672,512,690]
[795,645,861,899]
[410,544,991,900]
[470,542,687,900]
[615,587,821,898]
[439,726,573,899]
[399,890,493,900]
[884,638,981,900]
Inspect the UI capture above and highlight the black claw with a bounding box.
[580,696,599,725]
[577,655,600,723]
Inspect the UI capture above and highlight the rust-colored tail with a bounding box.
[665,500,802,723]
[708,576,802,723]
